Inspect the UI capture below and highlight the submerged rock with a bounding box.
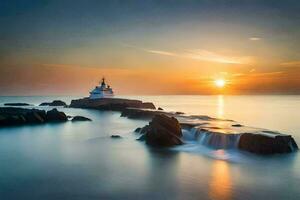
[142,114,183,147]
[238,133,298,154]
[4,103,31,106]
[121,108,166,119]
[111,135,122,139]
[71,116,92,122]
[39,100,67,107]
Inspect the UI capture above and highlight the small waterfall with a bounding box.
[184,128,241,149]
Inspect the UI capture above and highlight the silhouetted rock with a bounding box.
[69,97,155,111]
[232,124,242,127]
[175,111,184,115]
[158,107,164,110]
[39,100,67,106]
[111,135,122,138]
[238,133,298,154]
[4,103,31,106]
[46,109,67,122]
[142,114,183,147]
[71,116,92,122]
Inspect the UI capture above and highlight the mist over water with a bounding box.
[0,95,300,200]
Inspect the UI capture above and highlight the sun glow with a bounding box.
[215,79,226,88]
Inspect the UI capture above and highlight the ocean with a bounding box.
[0,95,300,200]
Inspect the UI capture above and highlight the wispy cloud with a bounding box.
[280,61,300,67]
[145,49,176,56]
[182,49,251,64]
[249,37,261,41]
[249,71,284,77]
[128,44,251,64]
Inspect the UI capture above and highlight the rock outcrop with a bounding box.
[140,114,183,147]
[71,116,92,122]
[39,100,67,107]
[238,133,298,154]
[46,108,67,122]
[180,117,299,155]
[69,98,155,111]
[121,108,166,119]
[0,107,68,126]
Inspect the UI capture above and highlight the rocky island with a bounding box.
[69,97,156,111]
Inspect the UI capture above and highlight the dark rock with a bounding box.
[24,111,45,123]
[111,135,122,138]
[158,107,164,110]
[136,134,146,141]
[46,108,67,122]
[175,111,184,115]
[71,116,92,122]
[39,100,67,106]
[134,125,151,134]
[0,107,68,126]
[121,108,166,119]
[238,133,298,154]
[143,114,183,147]
[140,125,150,134]
[0,114,26,126]
[4,103,31,106]
[69,97,155,111]
[134,127,142,133]
[232,124,243,127]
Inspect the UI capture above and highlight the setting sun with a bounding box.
[215,79,226,88]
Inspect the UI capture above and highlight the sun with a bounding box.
[215,79,226,88]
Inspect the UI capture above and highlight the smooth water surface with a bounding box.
[0,95,300,200]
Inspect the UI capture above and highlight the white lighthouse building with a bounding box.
[89,78,114,99]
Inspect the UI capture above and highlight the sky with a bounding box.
[1,0,300,95]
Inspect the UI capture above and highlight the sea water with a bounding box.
[0,95,300,200]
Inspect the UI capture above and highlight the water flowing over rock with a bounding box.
[128,108,298,154]
[140,114,183,147]
[186,128,241,149]
[181,121,298,154]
